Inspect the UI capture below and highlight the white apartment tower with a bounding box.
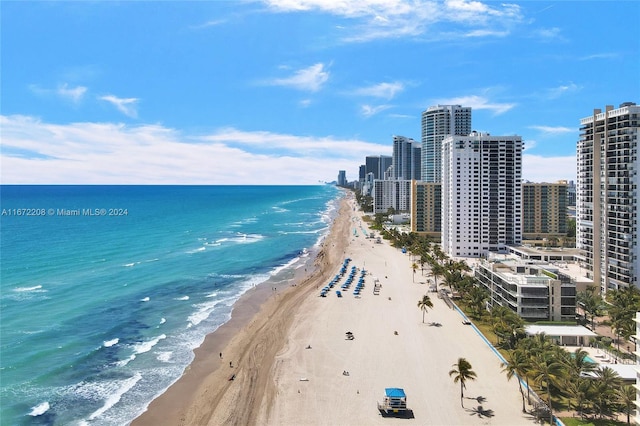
[442,132,522,258]
[421,105,472,182]
[577,102,639,294]
[392,135,422,181]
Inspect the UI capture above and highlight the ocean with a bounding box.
[0,185,340,425]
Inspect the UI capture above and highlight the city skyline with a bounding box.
[2,1,638,184]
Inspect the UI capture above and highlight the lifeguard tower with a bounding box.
[377,388,407,414]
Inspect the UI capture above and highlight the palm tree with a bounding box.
[529,350,565,425]
[593,366,623,419]
[449,357,477,407]
[417,294,433,323]
[563,376,594,419]
[501,349,529,413]
[617,384,636,425]
[411,262,418,282]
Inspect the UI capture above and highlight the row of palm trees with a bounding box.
[501,333,634,424]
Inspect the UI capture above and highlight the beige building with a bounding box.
[410,180,441,240]
[522,182,568,241]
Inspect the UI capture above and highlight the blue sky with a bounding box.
[2,1,638,184]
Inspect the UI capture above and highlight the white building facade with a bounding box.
[373,180,412,214]
[577,102,639,294]
[442,132,522,258]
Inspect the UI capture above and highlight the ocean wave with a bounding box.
[174,296,189,301]
[186,246,206,254]
[13,285,45,292]
[230,233,264,244]
[103,338,119,348]
[272,206,289,213]
[132,334,166,355]
[28,401,50,416]
[156,351,173,362]
[271,256,301,277]
[87,372,142,421]
[159,318,166,325]
[140,297,150,302]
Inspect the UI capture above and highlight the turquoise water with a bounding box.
[0,185,339,425]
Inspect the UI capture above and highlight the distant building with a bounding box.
[410,181,441,241]
[373,180,412,214]
[577,102,639,293]
[365,155,392,181]
[337,170,347,186]
[566,180,576,206]
[359,165,366,181]
[392,136,421,181]
[421,105,472,182]
[522,182,568,240]
[442,132,522,258]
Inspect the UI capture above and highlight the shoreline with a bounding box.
[132,193,350,425]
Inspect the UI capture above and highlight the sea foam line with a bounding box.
[88,373,142,420]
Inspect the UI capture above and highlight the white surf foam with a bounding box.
[174,296,189,301]
[13,285,44,292]
[28,401,50,416]
[88,373,142,420]
[103,338,119,348]
[132,334,166,355]
[140,297,150,302]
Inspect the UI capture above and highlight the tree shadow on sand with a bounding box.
[465,396,495,418]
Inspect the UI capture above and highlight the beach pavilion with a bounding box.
[525,324,598,346]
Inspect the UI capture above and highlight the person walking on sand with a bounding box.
[219,352,222,359]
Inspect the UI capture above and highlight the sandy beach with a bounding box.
[134,192,537,425]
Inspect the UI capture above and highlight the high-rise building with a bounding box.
[577,102,639,293]
[410,181,441,240]
[421,105,472,182]
[365,155,392,180]
[442,132,522,258]
[392,136,421,181]
[373,180,412,214]
[522,182,568,240]
[337,170,347,186]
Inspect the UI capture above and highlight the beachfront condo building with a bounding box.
[522,182,568,241]
[410,181,441,240]
[421,105,472,182]
[337,170,347,186]
[577,102,639,294]
[365,155,392,181]
[442,132,522,258]
[373,179,412,214]
[474,257,580,322]
[392,136,422,181]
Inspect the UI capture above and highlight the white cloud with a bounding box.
[352,82,404,100]
[57,84,87,103]
[28,83,88,104]
[545,82,581,100]
[579,52,619,61]
[522,154,576,183]
[0,115,384,185]
[263,0,523,42]
[434,95,515,115]
[528,125,575,135]
[265,63,330,92]
[99,95,140,118]
[360,104,392,117]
